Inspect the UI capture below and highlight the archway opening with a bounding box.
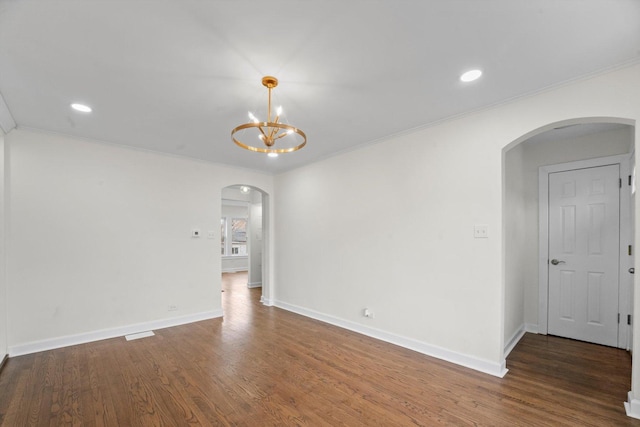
[502,118,636,407]
[221,185,270,306]
[503,118,635,355]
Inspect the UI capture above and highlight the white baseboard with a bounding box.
[503,323,539,358]
[504,325,526,358]
[260,295,274,306]
[8,309,223,357]
[247,281,262,289]
[274,300,507,378]
[222,268,248,273]
[625,391,640,419]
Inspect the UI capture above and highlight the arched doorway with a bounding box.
[503,118,635,355]
[221,184,271,305]
[502,118,637,417]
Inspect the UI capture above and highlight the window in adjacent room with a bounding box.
[231,218,247,256]
[221,217,247,256]
[220,218,226,255]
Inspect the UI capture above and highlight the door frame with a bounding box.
[629,150,635,352]
[538,153,633,348]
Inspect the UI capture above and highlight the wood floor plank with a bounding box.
[1,271,639,426]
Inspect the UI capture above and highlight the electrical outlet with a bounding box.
[168,305,178,311]
[363,308,374,318]
[474,225,488,238]
[207,230,215,239]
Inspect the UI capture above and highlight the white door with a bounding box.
[548,164,620,347]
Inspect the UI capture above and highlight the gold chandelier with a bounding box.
[231,76,307,154]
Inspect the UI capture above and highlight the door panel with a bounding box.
[548,164,620,346]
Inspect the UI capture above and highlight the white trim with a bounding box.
[619,155,633,349]
[286,63,640,175]
[502,323,538,358]
[504,325,526,358]
[2,138,10,362]
[626,391,640,419]
[222,267,248,273]
[247,281,262,288]
[19,125,276,176]
[260,295,274,306]
[538,154,631,349]
[274,300,508,378]
[8,309,222,357]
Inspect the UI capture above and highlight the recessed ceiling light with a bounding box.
[71,103,92,113]
[460,69,482,83]
[267,153,278,158]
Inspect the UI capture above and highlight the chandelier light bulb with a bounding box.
[248,112,259,123]
[276,106,283,116]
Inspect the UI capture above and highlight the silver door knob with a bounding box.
[630,268,635,274]
[550,259,566,265]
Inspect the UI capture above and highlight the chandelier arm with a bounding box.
[231,122,306,153]
[274,131,290,141]
[268,115,281,140]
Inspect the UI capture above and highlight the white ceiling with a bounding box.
[0,0,638,174]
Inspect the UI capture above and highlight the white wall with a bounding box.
[274,63,640,378]
[0,130,7,359]
[6,128,274,354]
[275,115,506,374]
[503,142,526,353]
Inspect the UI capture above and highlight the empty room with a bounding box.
[1,1,640,425]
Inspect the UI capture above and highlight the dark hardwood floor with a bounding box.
[0,272,638,426]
